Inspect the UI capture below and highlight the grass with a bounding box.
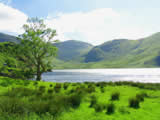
[0,76,160,120]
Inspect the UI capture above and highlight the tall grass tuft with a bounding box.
[111,92,120,101]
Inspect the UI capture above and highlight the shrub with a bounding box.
[106,103,115,114]
[136,92,148,102]
[36,91,43,96]
[129,97,140,109]
[39,86,46,93]
[54,87,61,93]
[47,89,53,94]
[0,97,27,115]
[54,84,61,93]
[68,94,81,109]
[86,85,96,93]
[5,87,36,97]
[93,104,104,112]
[89,95,97,108]
[75,87,84,94]
[23,81,30,86]
[136,94,144,102]
[68,89,75,94]
[30,101,49,114]
[49,104,64,116]
[33,81,38,86]
[55,83,61,88]
[0,82,9,87]
[49,84,53,87]
[111,92,120,101]
[63,83,69,90]
[100,87,105,93]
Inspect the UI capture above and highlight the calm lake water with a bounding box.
[42,68,160,83]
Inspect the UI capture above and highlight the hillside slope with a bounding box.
[54,40,93,61]
[0,33,18,43]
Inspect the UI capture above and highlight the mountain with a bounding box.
[1,32,160,68]
[84,39,140,62]
[0,33,18,43]
[54,40,93,61]
[81,32,160,68]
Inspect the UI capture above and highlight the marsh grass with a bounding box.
[0,77,160,120]
[106,103,115,114]
[111,92,120,101]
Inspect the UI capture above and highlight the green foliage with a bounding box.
[129,97,140,109]
[16,17,58,80]
[106,103,115,114]
[93,103,105,112]
[89,95,97,108]
[0,77,160,119]
[67,94,82,109]
[111,92,120,101]
[54,40,93,61]
[0,97,27,115]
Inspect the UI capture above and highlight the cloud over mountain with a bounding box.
[46,8,154,45]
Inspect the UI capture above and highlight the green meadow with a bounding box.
[0,76,160,120]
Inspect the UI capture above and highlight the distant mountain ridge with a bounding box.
[0,33,18,43]
[54,40,93,61]
[1,32,160,68]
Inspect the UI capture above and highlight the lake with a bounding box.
[42,68,160,83]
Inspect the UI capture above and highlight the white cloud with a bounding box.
[0,4,155,45]
[0,2,28,34]
[46,8,154,45]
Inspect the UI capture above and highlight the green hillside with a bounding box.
[84,39,140,62]
[54,40,93,61]
[1,32,160,68]
[53,32,160,68]
[0,33,18,43]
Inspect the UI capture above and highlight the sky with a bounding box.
[0,0,160,45]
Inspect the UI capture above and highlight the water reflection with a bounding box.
[42,68,160,83]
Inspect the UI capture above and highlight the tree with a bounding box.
[17,17,58,81]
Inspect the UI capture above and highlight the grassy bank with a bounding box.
[0,76,160,120]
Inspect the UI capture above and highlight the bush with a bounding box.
[68,89,75,94]
[111,92,120,101]
[129,97,140,109]
[106,103,115,114]
[5,87,36,97]
[36,91,43,96]
[0,97,27,115]
[54,83,61,93]
[30,101,49,114]
[136,94,144,102]
[93,104,104,112]
[23,81,30,86]
[136,92,148,102]
[49,104,64,116]
[86,85,96,93]
[100,87,105,93]
[89,95,97,108]
[63,83,69,90]
[47,89,53,94]
[49,84,53,87]
[68,94,81,109]
[39,86,46,93]
[33,81,38,86]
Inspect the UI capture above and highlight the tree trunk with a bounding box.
[36,63,41,81]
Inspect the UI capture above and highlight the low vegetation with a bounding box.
[0,76,159,120]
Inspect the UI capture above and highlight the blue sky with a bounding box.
[0,0,160,44]
[10,0,160,17]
